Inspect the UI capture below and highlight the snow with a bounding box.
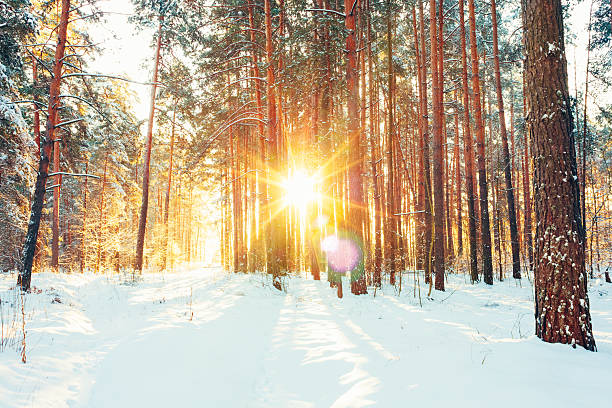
[0,96,27,130]
[1,267,612,407]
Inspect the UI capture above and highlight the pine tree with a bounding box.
[524,0,596,351]
[18,0,71,290]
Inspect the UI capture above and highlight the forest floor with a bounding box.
[1,266,611,408]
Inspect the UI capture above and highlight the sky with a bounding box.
[565,1,611,108]
[86,0,154,121]
[85,0,606,126]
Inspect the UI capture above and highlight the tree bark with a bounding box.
[490,0,521,279]
[458,0,478,283]
[439,0,452,263]
[418,0,432,284]
[345,0,367,295]
[453,95,463,256]
[493,175,503,280]
[522,75,534,272]
[467,0,493,284]
[32,59,40,154]
[430,0,445,291]
[96,153,108,273]
[80,160,88,273]
[264,0,284,288]
[135,16,163,272]
[247,1,267,272]
[384,0,397,286]
[582,0,594,238]
[18,0,71,290]
[412,6,425,277]
[163,109,176,271]
[51,122,61,271]
[369,2,382,287]
[524,0,596,351]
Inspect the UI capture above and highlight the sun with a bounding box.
[282,169,318,210]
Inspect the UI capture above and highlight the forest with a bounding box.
[1,0,611,406]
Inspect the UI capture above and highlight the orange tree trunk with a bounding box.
[247,1,267,272]
[264,0,284,287]
[18,0,71,290]
[581,1,594,237]
[32,59,40,153]
[430,0,445,291]
[411,6,425,273]
[135,16,163,272]
[418,0,433,284]
[458,0,478,283]
[384,0,397,286]
[345,0,367,295]
[162,109,176,271]
[96,154,108,273]
[80,160,88,273]
[453,94,463,256]
[467,0,493,284]
[439,0,453,261]
[368,3,382,287]
[490,0,521,279]
[522,79,534,271]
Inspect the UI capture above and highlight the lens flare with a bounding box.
[322,234,363,273]
[321,235,339,253]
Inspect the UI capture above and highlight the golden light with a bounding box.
[315,214,329,228]
[282,169,318,210]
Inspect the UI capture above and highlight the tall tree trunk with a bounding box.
[308,0,322,281]
[320,0,332,159]
[277,0,290,274]
[467,0,493,284]
[80,159,88,273]
[411,6,425,275]
[221,168,228,270]
[264,0,284,288]
[384,0,397,286]
[163,109,176,271]
[18,0,71,290]
[524,0,596,351]
[135,16,163,272]
[439,0,453,263]
[445,123,453,259]
[582,0,594,238]
[320,0,333,285]
[491,0,521,279]
[359,5,370,274]
[32,59,40,154]
[454,95,463,256]
[430,0,445,291]
[510,92,523,258]
[96,154,108,273]
[369,2,382,287]
[493,175,503,280]
[418,0,433,284]
[458,0,478,283]
[247,1,266,272]
[51,124,62,271]
[522,75,534,272]
[346,0,367,295]
[230,124,239,272]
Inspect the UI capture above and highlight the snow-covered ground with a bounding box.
[1,266,611,408]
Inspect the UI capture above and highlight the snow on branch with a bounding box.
[46,172,100,179]
[305,8,346,18]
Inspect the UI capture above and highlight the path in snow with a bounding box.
[1,267,612,407]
